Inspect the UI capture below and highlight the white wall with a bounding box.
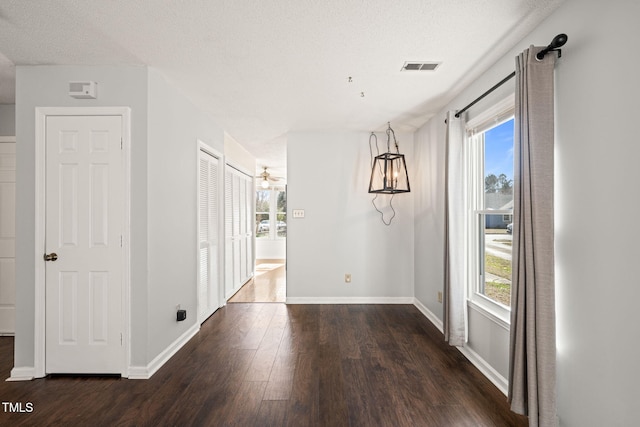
[256,239,286,260]
[224,132,255,173]
[146,68,224,362]
[551,1,640,425]
[287,131,414,302]
[0,104,15,136]
[14,65,150,368]
[414,0,640,425]
[14,65,227,373]
[413,120,445,319]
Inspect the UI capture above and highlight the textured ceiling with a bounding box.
[0,0,564,177]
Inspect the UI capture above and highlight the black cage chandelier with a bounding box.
[368,123,410,194]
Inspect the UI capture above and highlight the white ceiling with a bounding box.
[0,0,564,178]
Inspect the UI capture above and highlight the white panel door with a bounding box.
[198,150,220,323]
[45,115,123,374]
[0,140,16,334]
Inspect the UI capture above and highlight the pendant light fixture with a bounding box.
[368,122,410,194]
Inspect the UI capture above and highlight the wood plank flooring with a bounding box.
[228,259,286,303]
[0,304,527,426]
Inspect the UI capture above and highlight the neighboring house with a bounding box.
[484,193,513,229]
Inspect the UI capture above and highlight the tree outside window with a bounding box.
[255,187,286,239]
[255,190,270,239]
[276,190,286,238]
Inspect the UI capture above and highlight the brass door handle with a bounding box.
[44,253,58,262]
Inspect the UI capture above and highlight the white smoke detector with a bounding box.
[69,81,97,99]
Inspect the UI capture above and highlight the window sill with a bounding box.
[468,297,510,331]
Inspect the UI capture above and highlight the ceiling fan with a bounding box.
[256,167,282,189]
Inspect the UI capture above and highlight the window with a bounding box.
[255,187,286,239]
[468,112,514,319]
[255,190,270,239]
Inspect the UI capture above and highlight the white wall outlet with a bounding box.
[437,291,443,303]
[345,273,352,283]
[292,209,305,218]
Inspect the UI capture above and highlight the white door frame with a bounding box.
[197,140,225,323]
[34,107,131,378]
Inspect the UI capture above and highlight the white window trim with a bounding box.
[465,95,514,326]
[272,186,286,241]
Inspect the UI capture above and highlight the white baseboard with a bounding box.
[128,323,200,380]
[412,298,508,396]
[457,345,508,396]
[286,296,414,304]
[7,366,35,381]
[412,298,443,333]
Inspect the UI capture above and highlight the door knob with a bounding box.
[44,253,58,262]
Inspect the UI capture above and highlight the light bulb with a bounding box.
[261,179,269,189]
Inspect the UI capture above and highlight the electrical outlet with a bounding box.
[437,291,443,303]
[345,273,352,283]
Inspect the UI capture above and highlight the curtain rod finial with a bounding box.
[537,33,568,60]
[550,33,568,48]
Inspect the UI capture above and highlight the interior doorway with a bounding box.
[229,185,286,303]
[32,107,131,378]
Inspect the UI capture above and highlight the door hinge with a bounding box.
[120,235,123,247]
[120,138,123,150]
[120,333,123,346]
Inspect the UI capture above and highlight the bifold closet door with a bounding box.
[198,150,221,323]
[224,166,254,299]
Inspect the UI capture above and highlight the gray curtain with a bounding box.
[444,111,467,347]
[508,46,557,426]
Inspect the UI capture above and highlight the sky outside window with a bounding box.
[484,118,514,182]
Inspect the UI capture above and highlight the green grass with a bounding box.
[485,281,511,306]
[484,253,512,306]
[485,253,511,280]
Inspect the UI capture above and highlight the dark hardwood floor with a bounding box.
[0,304,527,426]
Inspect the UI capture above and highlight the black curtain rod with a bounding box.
[451,33,568,120]
[454,71,515,119]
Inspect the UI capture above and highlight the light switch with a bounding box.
[292,209,305,218]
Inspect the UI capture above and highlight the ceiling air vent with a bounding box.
[401,62,440,72]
